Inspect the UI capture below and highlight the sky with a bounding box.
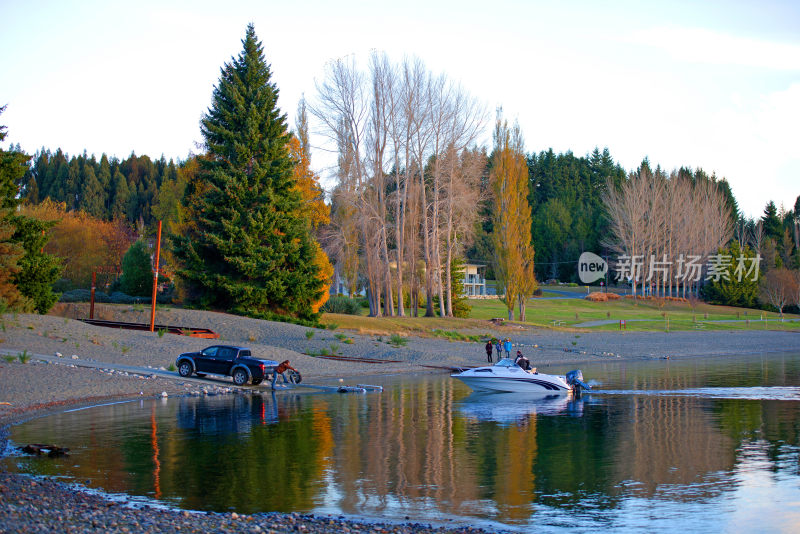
[2,0,798,218]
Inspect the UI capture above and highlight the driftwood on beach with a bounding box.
[21,444,70,457]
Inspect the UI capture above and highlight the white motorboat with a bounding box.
[451,358,590,394]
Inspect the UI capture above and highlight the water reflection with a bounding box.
[456,392,585,425]
[4,353,800,531]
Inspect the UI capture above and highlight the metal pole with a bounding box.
[90,271,96,319]
[149,221,162,333]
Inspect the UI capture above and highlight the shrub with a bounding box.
[321,295,361,315]
[585,292,621,302]
[111,291,139,304]
[305,330,314,340]
[388,333,408,347]
[57,289,164,305]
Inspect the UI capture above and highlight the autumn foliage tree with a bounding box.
[20,199,135,290]
[490,116,536,321]
[1,106,62,313]
[0,215,25,311]
[0,107,27,310]
[291,98,333,313]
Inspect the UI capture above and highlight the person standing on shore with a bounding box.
[495,339,502,359]
[271,360,297,389]
[503,338,512,358]
[485,340,494,363]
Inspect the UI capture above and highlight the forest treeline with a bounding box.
[10,132,798,298]
[16,147,183,230]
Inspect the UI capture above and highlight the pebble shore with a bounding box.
[3,304,800,533]
[0,472,501,533]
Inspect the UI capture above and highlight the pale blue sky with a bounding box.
[2,0,798,217]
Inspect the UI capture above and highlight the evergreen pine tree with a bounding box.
[78,164,105,217]
[120,240,153,296]
[171,24,322,320]
[762,201,782,241]
[66,157,81,210]
[702,242,758,308]
[98,155,112,217]
[51,155,69,202]
[9,214,62,313]
[111,168,130,220]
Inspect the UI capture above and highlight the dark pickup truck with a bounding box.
[175,345,277,386]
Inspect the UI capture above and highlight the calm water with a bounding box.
[4,354,800,533]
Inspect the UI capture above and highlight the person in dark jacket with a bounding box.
[514,350,531,371]
[485,340,494,363]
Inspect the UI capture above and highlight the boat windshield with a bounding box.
[494,358,516,367]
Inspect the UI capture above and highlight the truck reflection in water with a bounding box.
[177,392,297,433]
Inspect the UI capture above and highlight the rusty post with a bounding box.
[90,271,96,319]
[149,221,162,333]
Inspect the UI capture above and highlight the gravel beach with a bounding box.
[2,304,800,533]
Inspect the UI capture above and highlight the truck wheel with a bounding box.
[288,370,302,384]
[178,361,193,377]
[232,369,249,386]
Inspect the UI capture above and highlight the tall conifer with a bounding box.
[172,24,321,320]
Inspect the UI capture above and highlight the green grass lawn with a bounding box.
[320,286,800,336]
[468,295,799,332]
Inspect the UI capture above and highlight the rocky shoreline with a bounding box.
[3,306,800,533]
[0,470,502,534]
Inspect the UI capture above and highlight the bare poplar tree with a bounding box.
[311,53,487,317]
[603,166,733,298]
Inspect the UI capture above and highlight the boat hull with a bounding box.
[453,374,570,393]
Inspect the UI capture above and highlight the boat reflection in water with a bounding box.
[456,391,586,426]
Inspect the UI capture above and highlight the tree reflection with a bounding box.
[5,354,800,527]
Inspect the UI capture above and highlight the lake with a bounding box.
[3,353,800,532]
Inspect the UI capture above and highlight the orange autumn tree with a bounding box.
[490,116,537,321]
[21,199,135,289]
[291,98,333,313]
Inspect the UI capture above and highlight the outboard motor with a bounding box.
[566,369,590,395]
